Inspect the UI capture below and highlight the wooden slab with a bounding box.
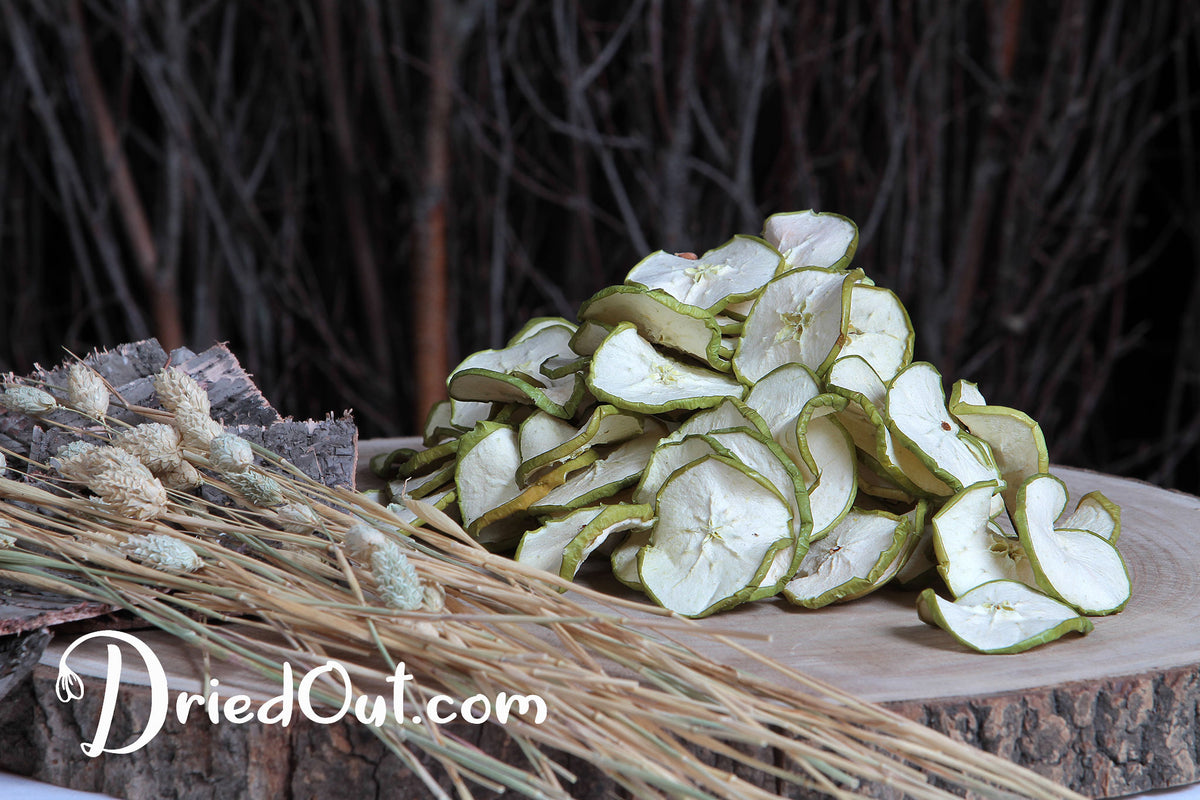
[359,439,1200,797]
[1,439,1197,799]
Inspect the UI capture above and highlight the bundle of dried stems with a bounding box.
[0,366,1083,800]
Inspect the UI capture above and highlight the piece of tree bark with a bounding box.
[0,628,50,704]
[0,339,171,457]
[8,339,355,493]
[0,582,113,637]
[3,339,281,460]
[234,414,360,490]
[4,340,359,640]
[199,414,360,506]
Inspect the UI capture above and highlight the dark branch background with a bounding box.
[1,0,1197,494]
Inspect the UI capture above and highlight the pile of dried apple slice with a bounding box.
[375,210,1129,653]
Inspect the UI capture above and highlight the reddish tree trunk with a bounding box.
[413,0,455,429]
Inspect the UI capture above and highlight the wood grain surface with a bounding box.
[1,438,1196,799]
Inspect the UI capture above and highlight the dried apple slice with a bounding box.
[916,580,1093,654]
[782,507,910,608]
[632,435,718,506]
[540,354,589,380]
[449,368,586,420]
[528,429,662,515]
[715,315,744,336]
[517,405,644,486]
[890,502,936,586]
[449,398,492,430]
[448,324,587,419]
[516,510,600,578]
[776,394,857,539]
[369,445,418,479]
[931,481,1036,597]
[827,356,949,497]
[490,403,533,427]
[722,298,755,321]
[610,528,651,591]
[386,486,457,528]
[454,421,523,536]
[561,504,655,582]
[422,400,460,446]
[587,322,744,414]
[518,411,578,463]
[660,397,769,445]
[455,421,595,543]
[569,319,612,356]
[855,455,915,502]
[743,362,821,440]
[393,437,460,479]
[1013,474,1131,615]
[870,505,925,587]
[638,455,792,618]
[704,428,812,597]
[624,235,784,314]
[948,379,1049,510]
[476,452,599,545]
[516,503,654,582]
[761,209,858,271]
[886,362,1002,492]
[1062,491,1121,543]
[507,316,577,346]
[579,285,730,371]
[732,267,859,384]
[388,462,455,502]
[838,284,914,382]
[705,429,809,540]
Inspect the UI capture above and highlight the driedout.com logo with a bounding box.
[56,630,548,756]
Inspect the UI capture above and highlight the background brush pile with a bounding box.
[0,1,1197,493]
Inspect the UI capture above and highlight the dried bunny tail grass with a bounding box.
[112,423,185,474]
[370,539,424,610]
[421,581,446,613]
[153,367,211,416]
[154,368,225,449]
[174,407,224,450]
[51,441,107,483]
[276,502,320,534]
[121,533,203,573]
[67,363,110,418]
[52,445,168,520]
[345,521,389,560]
[161,460,204,490]
[1,385,57,415]
[112,424,203,489]
[0,493,1087,800]
[92,467,169,521]
[209,433,254,472]
[56,440,100,460]
[223,469,285,507]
